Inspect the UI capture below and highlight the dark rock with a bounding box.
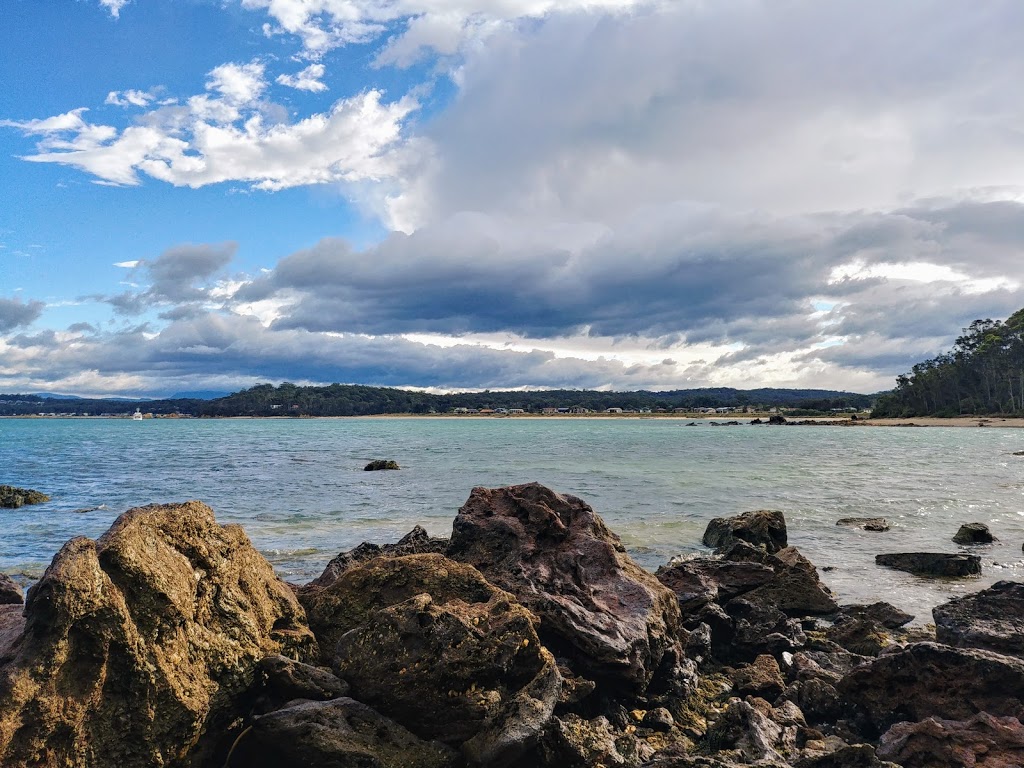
[656,558,775,614]
[643,707,674,732]
[726,598,807,662]
[684,623,713,662]
[838,642,1024,735]
[785,678,843,724]
[731,654,786,699]
[0,501,316,767]
[0,574,21,605]
[875,552,981,577]
[836,518,890,532]
[365,459,400,470]
[308,525,448,588]
[825,618,891,657]
[227,697,458,768]
[877,712,1024,768]
[0,604,24,667]
[769,414,787,425]
[702,510,788,553]
[540,713,657,767]
[335,592,560,766]
[447,483,687,695]
[257,654,349,704]
[953,522,997,545]
[705,698,794,764]
[837,602,914,629]
[933,580,1024,658]
[793,743,895,768]
[737,558,839,616]
[0,485,49,508]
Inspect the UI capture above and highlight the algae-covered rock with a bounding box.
[309,524,448,588]
[365,459,400,470]
[0,485,49,508]
[0,575,21,605]
[0,500,316,768]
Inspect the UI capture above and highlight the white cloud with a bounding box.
[99,0,129,19]
[2,59,417,192]
[105,89,157,108]
[113,260,140,268]
[276,63,328,92]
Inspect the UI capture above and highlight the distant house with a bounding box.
[479,409,495,415]
[509,409,525,414]
[606,407,623,414]
[541,407,559,414]
[569,406,590,414]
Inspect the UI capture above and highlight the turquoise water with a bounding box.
[2,417,1023,621]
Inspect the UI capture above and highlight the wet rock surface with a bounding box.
[364,459,401,470]
[877,712,1024,768]
[702,510,788,553]
[836,518,890,532]
[0,485,49,508]
[933,580,1024,658]
[953,521,997,544]
[875,551,982,577]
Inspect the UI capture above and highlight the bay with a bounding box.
[1,416,1023,621]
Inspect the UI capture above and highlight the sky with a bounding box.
[2,1,1024,397]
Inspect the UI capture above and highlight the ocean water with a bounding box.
[2,417,1023,622]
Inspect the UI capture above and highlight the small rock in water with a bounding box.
[0,485,50,509]
[952,522,996,545]
[702,509,788,553]
[875,552,981,578]
[836,517,891,532]
[364,459,400,471]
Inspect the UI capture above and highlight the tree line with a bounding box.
[872,307,1024,417]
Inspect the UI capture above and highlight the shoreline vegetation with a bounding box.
[1,482,1021,767]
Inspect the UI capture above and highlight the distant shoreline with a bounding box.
[4,413,1024,427]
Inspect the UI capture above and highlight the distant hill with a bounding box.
[168,390,233,400]
[0,383,875,418]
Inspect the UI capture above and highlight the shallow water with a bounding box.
[2,417,1022,622]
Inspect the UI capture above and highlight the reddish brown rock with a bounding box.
[731,654,786,700]
[0,575,21,606]
[0,501,316,768]
[878,713,1024,768]
[446,483,686,695]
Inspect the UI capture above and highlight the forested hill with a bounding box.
[0,385,873,417]
[872,307,1024,417]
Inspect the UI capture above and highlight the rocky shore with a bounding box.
[1,482,1022,767]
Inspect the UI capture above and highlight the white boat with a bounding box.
[132,409,143,421]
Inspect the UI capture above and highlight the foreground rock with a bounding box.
[875,552,981,577]
[953,522,997,544]
[0,575,21,605]
[0,501,316,767]
[836,517,890,532]
[933,580,1024,658]
[447,483,687,696]
[308,524,448,588]
[0,485,49,508]
[877,713,1024,768]
[365,459,400,470]
[302,553,560,766]
[702,510,788,553]
[228,697,458,768]
[839,642,1024,735]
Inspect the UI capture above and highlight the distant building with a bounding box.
[606,407,623,414]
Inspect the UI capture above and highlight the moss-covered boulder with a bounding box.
[365,459,400,471]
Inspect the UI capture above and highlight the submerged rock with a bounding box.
[228,697,458,768]
[702,510,788,553]
[0,574,21,605]
[875,552,981,577]
[953,522,997,545]
[877,712,1024,768]
[933,580,1024,658]
[447,483,687,696]
[308,524,448,588]
[0,485,49,508]
[365,459,401,470]
[836,602,914,629]
[0,500,316,768]
[838,642,1024,735]
[836,517,890,532]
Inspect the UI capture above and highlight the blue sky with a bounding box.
[2,0,1024,396]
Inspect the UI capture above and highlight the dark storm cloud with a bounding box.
[0,298,44,333]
